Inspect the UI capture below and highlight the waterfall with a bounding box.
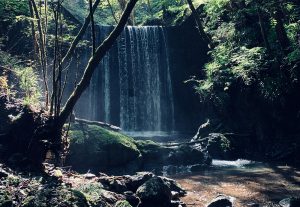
[71,26,175,133]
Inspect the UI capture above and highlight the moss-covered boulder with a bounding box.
[66,123,141,173]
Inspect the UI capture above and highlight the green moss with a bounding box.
[69,123,139,153]
[68,123,141,171]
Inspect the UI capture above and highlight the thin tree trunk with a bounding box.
[118,0,134,25]
[30,0,49,107]
[107,0,119,24]
[28,0,38,61]
[257,7,270,52]
[58,0,138,127]
[60,0,101,67]
[186,0,212,48]
[273,5,291,53]
[89,0,96,55]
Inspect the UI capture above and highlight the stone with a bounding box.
[279,197,300,207]
[136,176,172,206]
[206,195,235,207]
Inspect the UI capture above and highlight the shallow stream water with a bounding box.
[133,135,300,206]
[171,159,300,207]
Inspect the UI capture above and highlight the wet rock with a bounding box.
[279,197,300,207]
[206,195,235,207]
[136,176,172,206]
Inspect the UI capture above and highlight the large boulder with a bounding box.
[203,133,231,159]
[66,123,141,173]
[136,177,172,206]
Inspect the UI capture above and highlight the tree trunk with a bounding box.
[257,7,270,52]
[186,0,212,48]
[30,0,49,107]
[118,0,135,25]
[57,0,138,128]
[273,5,291,53]
[89,0,96,55]
[60,0,101,67]
[107,0,119,24]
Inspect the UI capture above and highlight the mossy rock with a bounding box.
[136,177,171,205]
[114,200,132,207]
[66,123,141,173]
[134,140,170,164]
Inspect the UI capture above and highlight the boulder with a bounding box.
[136,176,172,206]
[167,145,211,165]
[206,195,235,207]
[204,133,231,159]
[66,123,141,173]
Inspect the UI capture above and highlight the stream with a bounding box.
[134,135,300,207]
[170,160,300,207]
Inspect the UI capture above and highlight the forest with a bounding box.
[0,0,299,206]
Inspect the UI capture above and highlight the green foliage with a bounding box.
[70,123,139,152]
[0,0,29,22]
[15,67,41,106]
[0,50,40,106]
[194,0,300,106]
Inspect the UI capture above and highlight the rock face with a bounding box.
[136,177,172,206]
[206,195,235,207]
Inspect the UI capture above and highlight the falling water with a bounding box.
[70,26,175,133]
